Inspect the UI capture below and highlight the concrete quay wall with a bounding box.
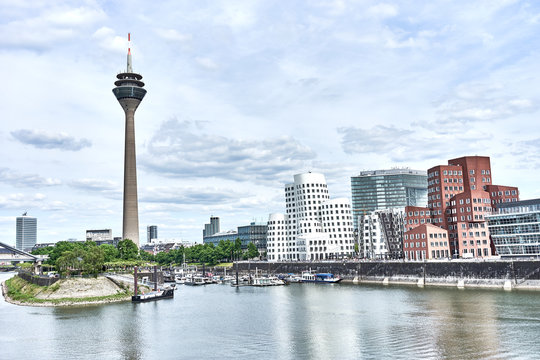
[226,260,540,290]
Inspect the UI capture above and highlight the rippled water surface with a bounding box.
[2,272,540,359]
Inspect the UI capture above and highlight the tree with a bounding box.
[101,244,119,262]
[117,239,139,260]
[82,246,105,275]
[139,249,155,262]
[234,238,242,260]
[247,242,259,259]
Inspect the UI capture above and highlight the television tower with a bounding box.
[112,33,146,246]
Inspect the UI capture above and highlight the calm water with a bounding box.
[2,272,540,360]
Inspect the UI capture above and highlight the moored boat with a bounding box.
[301,271,341,283]
[132,288,174,302]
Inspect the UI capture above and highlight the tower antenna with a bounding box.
[127,33,133,73]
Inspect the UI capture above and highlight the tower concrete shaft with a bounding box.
[121,98,141,245]
[113,34,146,246]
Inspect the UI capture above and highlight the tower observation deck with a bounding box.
[113,33,146,246]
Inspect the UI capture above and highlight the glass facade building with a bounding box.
[487,198,540,258]
[351,169,427,230]
[16,215,37,251]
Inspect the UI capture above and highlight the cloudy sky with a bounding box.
[1,0,540,245]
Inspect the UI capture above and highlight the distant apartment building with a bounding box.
[203,222,268,252]
[267,172,355,261]
[86,229,113,241]
[351,169,427,230]
[404,156,519,259]
[16,213,37,251]
[487,198,540,258]
[203,216,220,238]
[147,225,158,243]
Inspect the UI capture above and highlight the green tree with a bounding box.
[139,249,155,262]
[246,242,259,259]
[117,239,139,260]
[82,246,105,275]
[234,238,242,260]
[100,244,119,262]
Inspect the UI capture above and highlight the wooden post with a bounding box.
[134,266,138,296]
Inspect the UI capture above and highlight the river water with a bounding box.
[1,272,540,360]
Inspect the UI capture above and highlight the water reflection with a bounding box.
[2,273,540,360]
[420,289,502,359]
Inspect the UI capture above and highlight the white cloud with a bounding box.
[195,57,218,70]
[154,28,192,42]
[367,3,398,18]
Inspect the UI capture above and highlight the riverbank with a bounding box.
[228,259,540,291]
[2,275,137,307]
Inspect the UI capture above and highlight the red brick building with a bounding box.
[405,156,519,258]
[403,224,450,260]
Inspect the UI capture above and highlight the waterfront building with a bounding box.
[405,155,519,259]
[112,33,146,246]
[16,213,37,251]
[403,224,450,260]
[203,216,220,238]
[358,208,405,259]
[487,198,540,258]
[203,221,267,252]
[202,230,239,245]
[267,172,355,261]
[147,225,158,243]
[237,223,267,252]
[351,168,427,231]
[86,229,113,241]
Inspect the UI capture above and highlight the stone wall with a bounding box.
[17,271,59,287]
[222,260,540,289]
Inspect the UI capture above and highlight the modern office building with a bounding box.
[238,223,267,251]
[267,172,355,261]
[358,208,405,259]
[203,230,239,245]
[147,225,158,243]
[203,221,267,253]
[487,198,540,258]
[351,169,427,230]
[405,155,519,259]
[112,33,146,246]
[16,213,37,251]
[203,216,220,238]
[86,229,113,241]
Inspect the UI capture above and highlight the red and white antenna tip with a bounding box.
[128,33,131,41]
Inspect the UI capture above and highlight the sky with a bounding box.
[1,0,540,245]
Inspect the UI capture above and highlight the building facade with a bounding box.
[16,214,37,251]
[487,198,540,258]
[405,155,519,259]
[358,209,405,259]
[267,172,355,261]
[147,225,158,243]
[86,229,113,242]
[203,216,220,238]
[403,224,450,260]
[351,169,427,230]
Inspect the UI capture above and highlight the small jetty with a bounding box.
[132,266,174,303]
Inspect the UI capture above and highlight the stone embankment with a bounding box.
[227,260,540,291]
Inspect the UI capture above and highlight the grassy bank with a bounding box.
[4,276,132,306]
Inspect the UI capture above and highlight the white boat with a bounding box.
[301,271,341,283]
[184,276,206,286]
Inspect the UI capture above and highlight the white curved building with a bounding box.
[267,172,355,261]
